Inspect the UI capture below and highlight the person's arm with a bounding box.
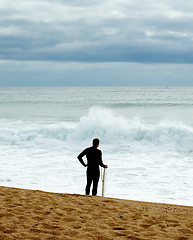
[77,149,87,167]
[99,151,108,168]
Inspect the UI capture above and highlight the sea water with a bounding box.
[0,87,193,206]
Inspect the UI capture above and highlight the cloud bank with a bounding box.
[1,0,193,63]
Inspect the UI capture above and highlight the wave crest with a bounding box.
[1,107,193,152]
[70,107,193,151]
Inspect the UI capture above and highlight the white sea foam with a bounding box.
[1,107,193,153]
[70,107,193,152]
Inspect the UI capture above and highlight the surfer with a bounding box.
[77,138,108,196]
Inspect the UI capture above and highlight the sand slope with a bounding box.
[0,186,192,239]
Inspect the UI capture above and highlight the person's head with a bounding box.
[92,138,100,147]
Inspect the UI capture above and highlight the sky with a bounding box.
[0,0,193,86]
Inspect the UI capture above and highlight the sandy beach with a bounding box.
[0,186,192,240]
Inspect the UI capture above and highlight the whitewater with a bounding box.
[0,87,193,206]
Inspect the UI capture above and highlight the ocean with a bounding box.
[0,87,193,206]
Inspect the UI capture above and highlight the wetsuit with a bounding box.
[77,146,105,196]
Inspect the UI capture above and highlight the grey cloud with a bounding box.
[0,0,193,63]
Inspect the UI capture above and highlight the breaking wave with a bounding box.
[1,107,193,152]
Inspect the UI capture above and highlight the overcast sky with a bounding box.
[1,0,193,86]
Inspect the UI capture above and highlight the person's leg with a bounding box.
[85,169,93,195]
[92,171,100,196]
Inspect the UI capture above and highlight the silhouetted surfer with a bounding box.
[77,138,108,196]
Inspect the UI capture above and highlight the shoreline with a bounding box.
[0,186,193,239]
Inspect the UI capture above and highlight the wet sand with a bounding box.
[0,186,192,239]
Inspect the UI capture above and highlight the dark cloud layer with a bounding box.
[1,0,193,64]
